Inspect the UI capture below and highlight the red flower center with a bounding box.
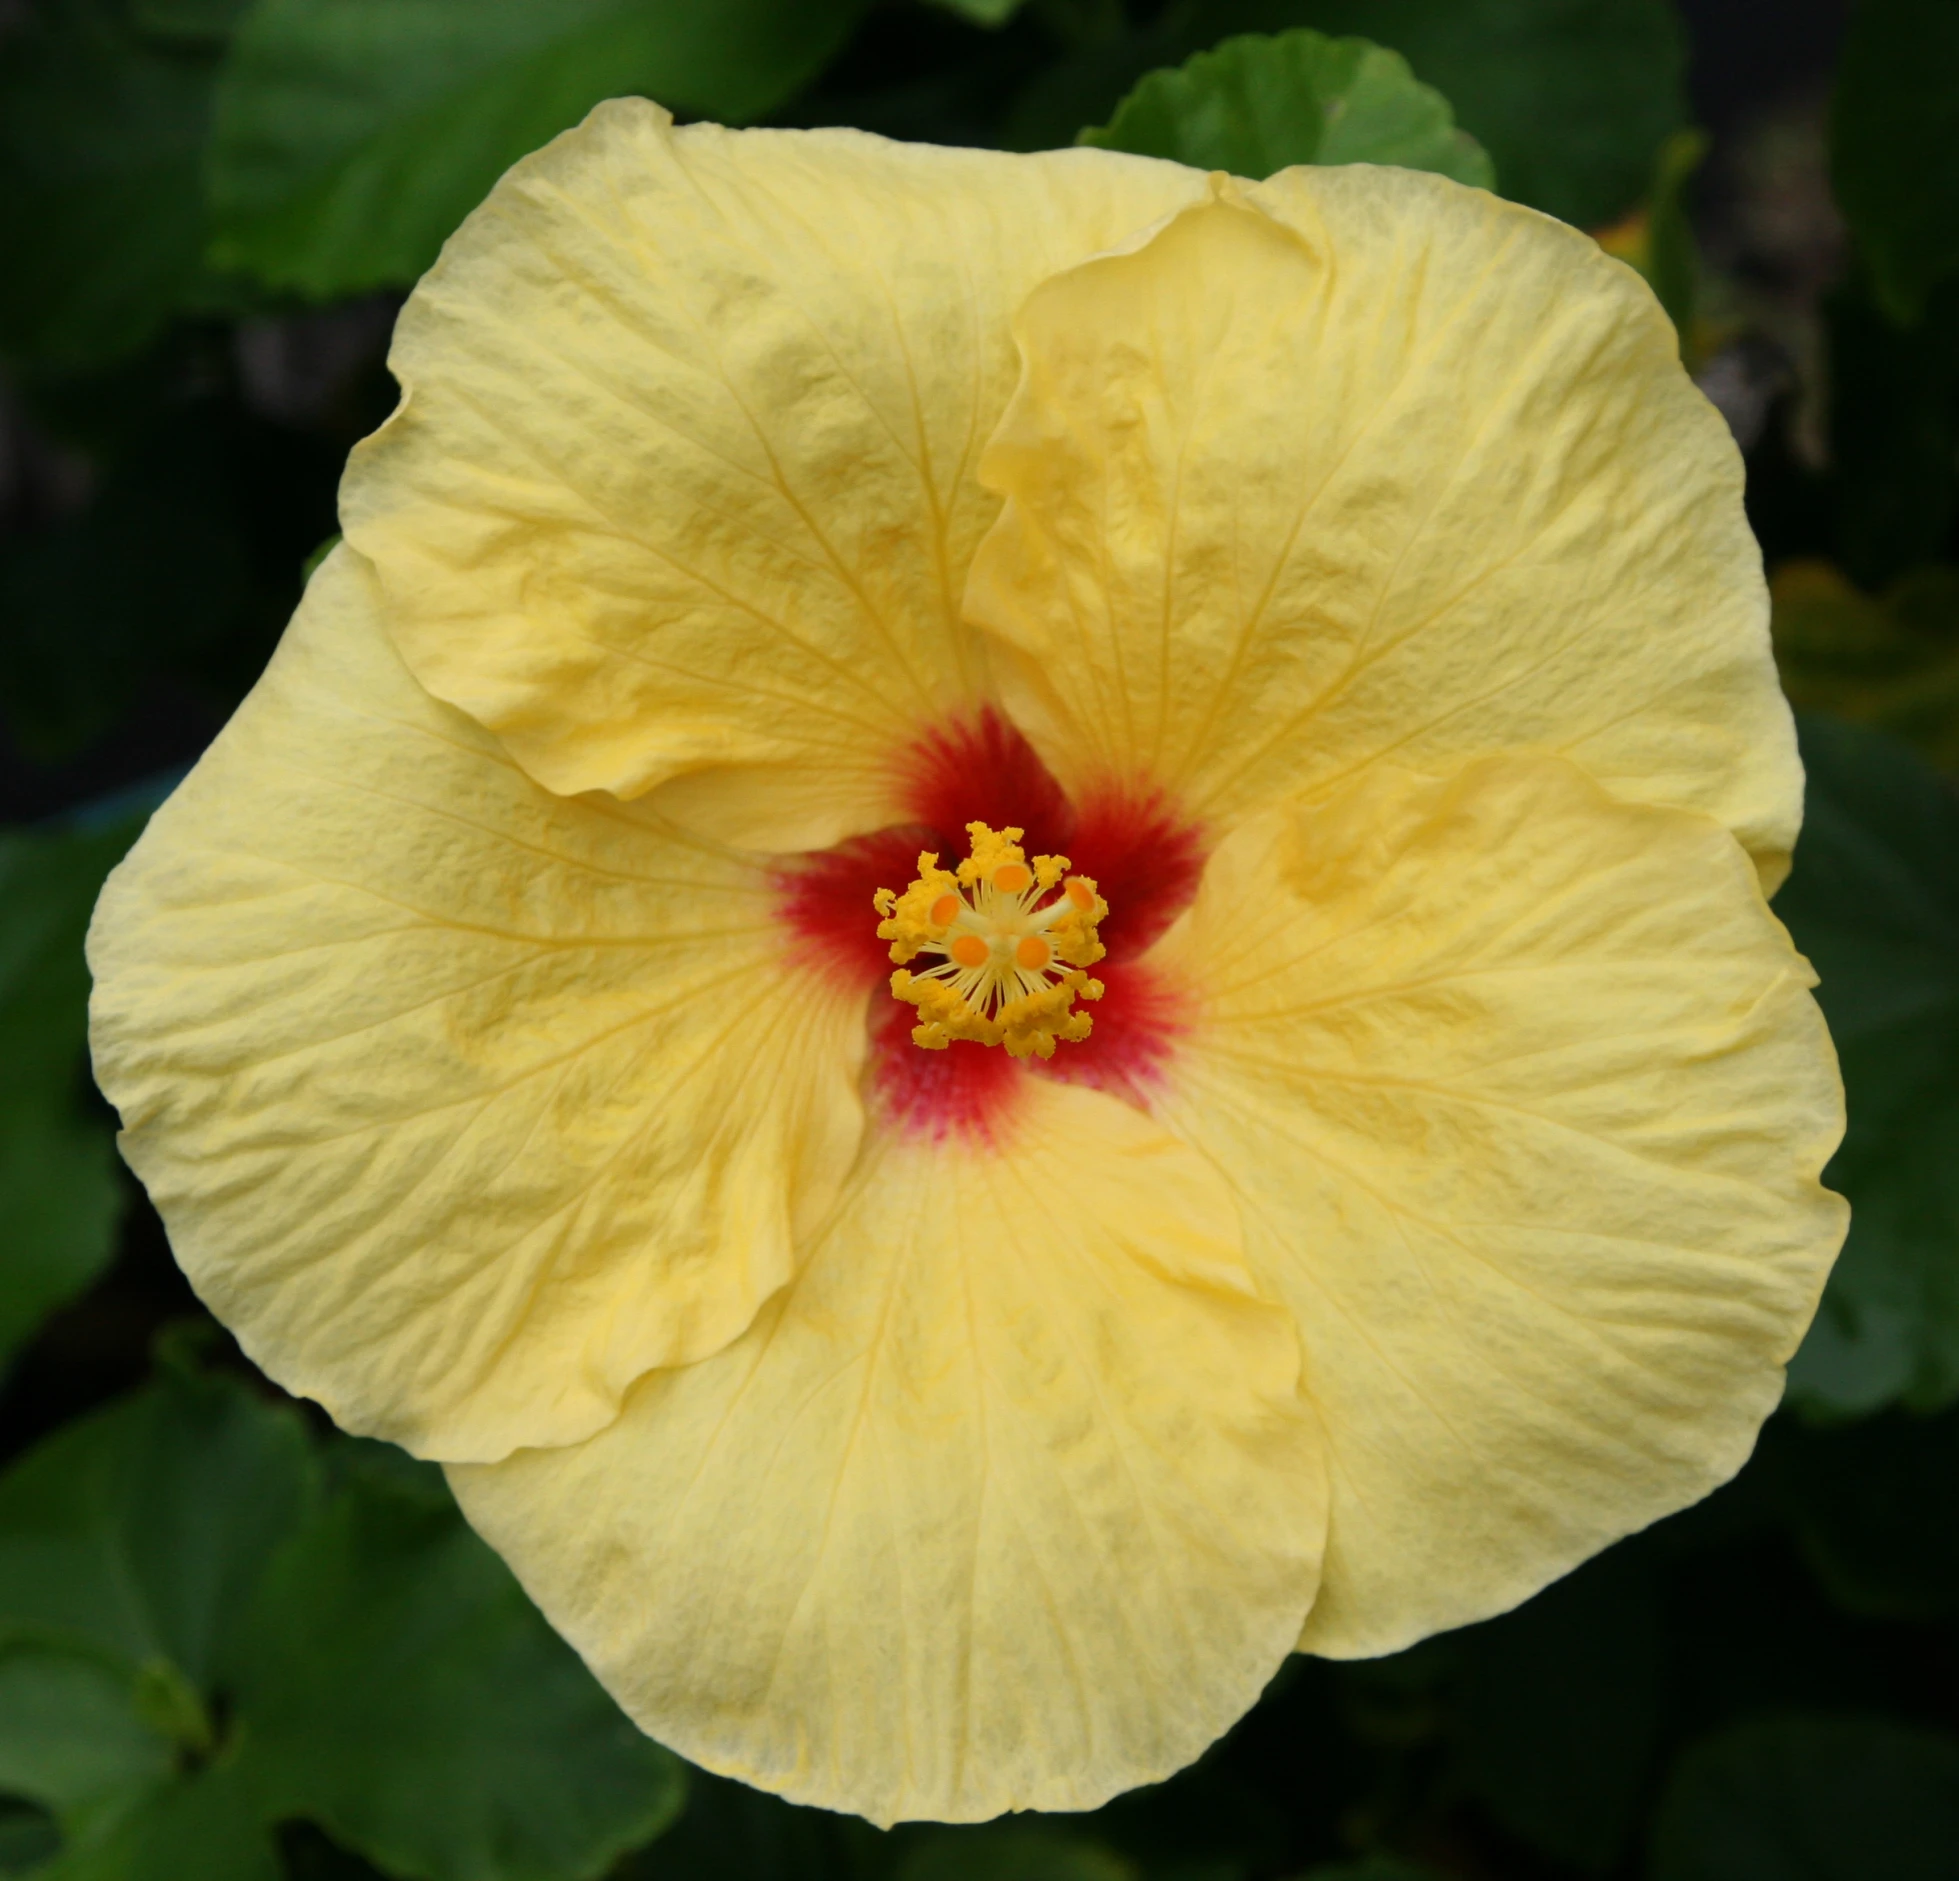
[778,711,1205,1139]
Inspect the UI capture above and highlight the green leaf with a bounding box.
[39,1765,279,1881]
[1450,1548,1663,1870]
[277,1823,395,1880]
[0,809,154,1373]
[1078,29,1492,189]
[299,534,343,586]
[1820,280,1959,591]
[0,1369,310,1877]
[238,1447,685,1881]
[0,1643,173,1825]
[1772,1404,1959,1620]
[1641,126,1707,340]
[130,0,255,46]
[1777,716,1959,1418]
[920,0,1030,24]
[1830,0,1959,325]
[0,0,220,367]
[0,1369,681,1879]
[1772,563,1959,776]
[1028,1,1682,229]
[0,1799,61,1875]
[0,1366,317,1682]
[205,0,872,299]
[1284,0,1682,226]
[1649,1715,1959,1881]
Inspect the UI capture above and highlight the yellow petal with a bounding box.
[966,171,1799,890]
[341,100,1206,850]
[449,1079,1324,1824]
[1148,755,1845,1657]
[88,549,865,1464]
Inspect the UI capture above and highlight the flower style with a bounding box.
[88,102,1847,1825]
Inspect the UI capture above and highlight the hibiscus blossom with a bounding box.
[87,102,1846,1825]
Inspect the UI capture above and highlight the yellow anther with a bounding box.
[873,822,1107,1057]
[872,853,960,965]
[956,823,1028,890]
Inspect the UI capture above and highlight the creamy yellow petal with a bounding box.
[966,171,1799,890]
[1148,755,1845,1658]
[340,101,1206,849]
[449,1079,1324,1824]
[87,549,865,1464]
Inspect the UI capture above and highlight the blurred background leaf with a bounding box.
[204,0,875,299]
[1256,0,1684,225]
[1078,29,1493,187]
[238,1442,684,1881]
[1771,1402,1959,1621]
[1014,0,1682,227]
[1818,280,1959,590]
[0,0,234,371]
[0,805,153,1374]
[0,398,336,763]
[897,1824,1136,1881]
[1772,562,1959,772]
[1447,1548,1665,1872]
[921,0,1031,26]
[1595,125,1708,345]
[1648,1714,1959,1881]
[1777,715,1959,1420]
[1830,0,1959,325]
[0,1361,681,1879]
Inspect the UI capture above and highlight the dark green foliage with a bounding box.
[0,400,327,761]
[1648,1715,1959,1881]
[1831,0,1959,324]
[0,0,225,368]
[1015,0,1684,227]
[1773,1404,1959,1620]
[239,1444,686,1881]
[1301,1865,1440,1881]
[204,0,875,299]
[1450,1551,1664,1871]
[1771,564,1959,773]
[1825,279,1959,590]
[0,1365,683,1879]
[0,809,152,1371]
[1263,0,1684,227]
[897,1825,1136,1880]
[130,0,256,45]
[1640,128,1706,339]
[1078,30,1492,186]
[1777,717,1959,1418]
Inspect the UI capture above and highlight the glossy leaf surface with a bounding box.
[1079,29,1492,187]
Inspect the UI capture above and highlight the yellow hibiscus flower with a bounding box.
[87,101,1846,1825]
